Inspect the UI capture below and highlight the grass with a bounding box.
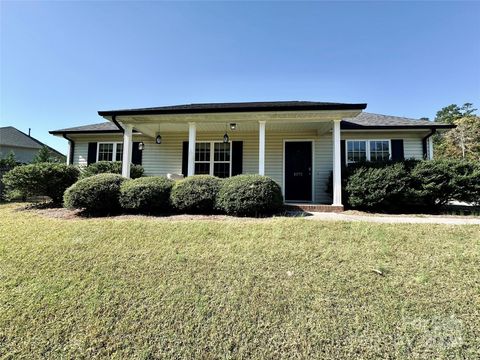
[0,203,479,359]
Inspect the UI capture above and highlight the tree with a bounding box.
[434,103,479,161]
[0,151,17,168]
[435,103,476,124]
[32,146,57,163]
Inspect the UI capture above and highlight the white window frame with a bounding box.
[345,139,391,165]
[194,141,232,177]
[97,142,123,162]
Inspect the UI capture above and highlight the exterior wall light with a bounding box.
[138,142,145,150]
[229,123,237,131]
[223,133,229,143]
[155,134,162,144]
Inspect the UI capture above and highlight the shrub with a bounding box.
[345,163,409,210]
[80,161,143,179]
[120,176,174,213]
[170,175,222,214]
[408,160,458,208]
[451,161,480,206]
[3,163,79,204]
[63,173,126,214]
[216,175,284,216]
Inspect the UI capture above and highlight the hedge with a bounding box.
[216,175,284,216]
[80,161,144,179]
[120,176,174,213]
[342,159,480,211]
[64,173,126,214]
[3,163,79,204]
[170,175,222,214]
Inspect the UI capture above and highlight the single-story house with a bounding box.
[50,101,454,210]
[1,126,65,163]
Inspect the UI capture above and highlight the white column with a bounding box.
[258,121,266,175]
[66,141,71,165]
[121,124,133,178]
[332,120,342,206]
[187,122,196,176]
[428,137,434,160]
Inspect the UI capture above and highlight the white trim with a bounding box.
[345,139,392,165]
[96,141,123,162]
[282,139,315,203]
[332,120,342,206]
[194,141,232,177]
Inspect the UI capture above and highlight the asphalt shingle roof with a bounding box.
[0,126,64,156]
[50,112,453,134]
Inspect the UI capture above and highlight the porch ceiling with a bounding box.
[127,120,333,137]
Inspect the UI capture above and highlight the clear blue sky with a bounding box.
[1,1,479,154]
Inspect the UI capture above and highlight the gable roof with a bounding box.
[50,112,454,135]
[0,126,65,156]
[341,112,455,129]
[98,101,367,116]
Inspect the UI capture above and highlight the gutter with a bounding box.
[111,115,125,134]
[62,133,75,165]
[422,129,436,159]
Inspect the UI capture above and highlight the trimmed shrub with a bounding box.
[216,175,284,216]
[452,161,480,206]
[80,161,143,179]
[3,163,79,204]
[170,175,222,214]
[120,176,174,213]
[64,173,126,214]
[345,163,409,210]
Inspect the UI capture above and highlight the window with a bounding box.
[97,142,123,162]
[194,141,231,178]
[346,140,391,164]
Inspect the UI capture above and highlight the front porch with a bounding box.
[99,106,364,208]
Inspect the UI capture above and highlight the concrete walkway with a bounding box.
[305,212,480,225]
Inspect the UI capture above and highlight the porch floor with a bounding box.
[284,203,344,213]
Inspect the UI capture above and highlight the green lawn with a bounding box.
[0,204,479,359]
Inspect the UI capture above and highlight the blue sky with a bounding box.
[1,1,479,154]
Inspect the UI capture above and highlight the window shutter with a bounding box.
[391,139,404,161]
[132,142,142,165]
[182,141,189,176]
[341,140,346,168]
[231,141,243,176]
[87,142,97,165]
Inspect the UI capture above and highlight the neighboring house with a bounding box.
[0,126,65,163]
[50,101,454,210]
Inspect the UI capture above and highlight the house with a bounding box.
[50,101,454,210]
[0,126,65,163]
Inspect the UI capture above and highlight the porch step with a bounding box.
[285,203,344,213]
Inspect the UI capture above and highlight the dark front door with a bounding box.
[285,141,312,202]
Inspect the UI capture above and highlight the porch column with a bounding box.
[187,122,196,176]
[258,120,266,175]
[332,119,342,206]
[122,124,133,178]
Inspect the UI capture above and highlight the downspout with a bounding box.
[422,129,436,160]
[62,133,75,165]
[111,115,125,134]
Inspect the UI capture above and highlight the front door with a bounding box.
[284,141,312,202]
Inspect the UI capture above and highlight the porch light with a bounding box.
[223,133,229,143]
[229,123,237,131]
[138,142,145,150]
[155,134,162,144]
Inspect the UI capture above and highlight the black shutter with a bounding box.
[341,140,346,168]
[87,142,97,165]
[391,139,404,161]
[231,141,243,176]
[182,141,189,176]
[132,142,142,165]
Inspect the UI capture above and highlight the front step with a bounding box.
[285,203,344,213]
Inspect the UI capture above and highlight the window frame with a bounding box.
[194,141,232,177]
[345,139,391,165]
[97,142,124,162]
